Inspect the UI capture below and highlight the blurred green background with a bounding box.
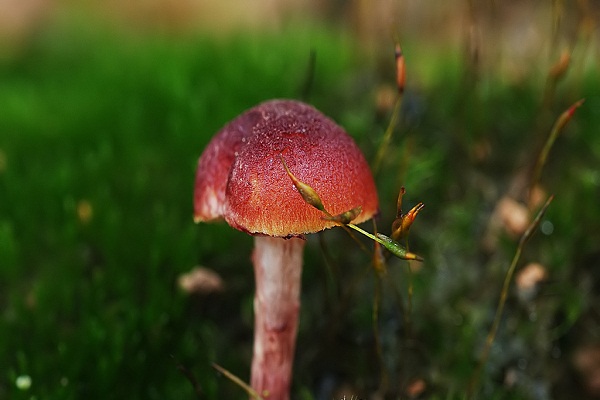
[1,1,599,399]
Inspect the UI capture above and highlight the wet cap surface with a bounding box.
[194,99,379,237]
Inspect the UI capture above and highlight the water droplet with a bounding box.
[16,375,31,390]
[529,310,538,322]
[541,220,554,235]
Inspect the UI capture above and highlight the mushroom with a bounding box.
[194,99,379,400]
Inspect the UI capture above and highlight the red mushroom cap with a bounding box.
[194,99,379,237]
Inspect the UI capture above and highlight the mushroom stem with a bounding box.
[251,236,305,400]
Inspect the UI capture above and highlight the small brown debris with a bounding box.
[483,196,531,252]
[178,266,224,295]
[497,196,530,237]
[77,200,93,225]
[406,378,426,398]
[375,84,397,114]
[472,139,491,163]
[548,50,570,81]
[528,184,547,210]
[573,344,600,397]
[515,263,548,299]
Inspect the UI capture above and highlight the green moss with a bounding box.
[1,13,599,400]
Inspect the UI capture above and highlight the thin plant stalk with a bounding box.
[468,195,554,398]
[372,274,389,394]
[373,98,402,175]
[346,224,422,261]
[551,0,565,55]
[173,356,204,398]
[373,43,405,175]
[318,233,340,314]
[541,50,571,111]
[212,363,265,400]
[530,99,584,201]
[404,241,414,339]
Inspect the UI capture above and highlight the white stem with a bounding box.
[250,236,305,400]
